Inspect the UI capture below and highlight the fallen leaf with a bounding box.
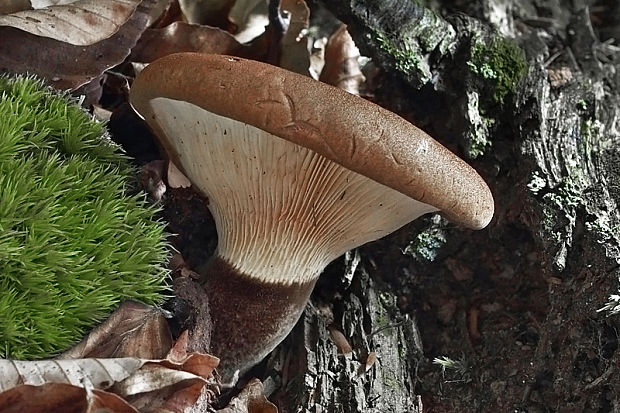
[61,300,173,360]
[0,357,145,391]
[0,0,141,46]
[130,21,248,63]
[218,379,277,413]
[0,383,139,413]
[278,0,310,76]
[0,350,219,412]
[72,75,104,107]
[328,325,353,356]
[0,0,168,90]
[31,0,79,7]
[168,160,192,189]
[151,0,182,28]
[171,252,201,279]
[140,160,168,201]
[119,340,220,412]
[0,0,31,14]
[178,0,234,28]
[92,104,113,121]
[319,24,365,95]
[228,0,268,43]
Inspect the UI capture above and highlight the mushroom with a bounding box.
[130,53,494,377]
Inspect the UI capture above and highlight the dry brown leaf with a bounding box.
[0,0,167,90]
[319,24,365,95]
[228,0,268,43]
[31,0,79,7]
[171,252,201,279]
[0,0,140,46]
[278,0,310,76]
[0,383,138,413]
[0,357,146,391]
[61,300,173,360]
[92,104,113,121]
[178,0,234,28]
[140,160,168,201]
[150,0,182,28]
[168,160,192,189]
[218,379,277,413]
[0,349,219,412]
[130,21,247,63]
[119,338,219,412]
[128,380,210,413]
[0,0,31,14]
[327,326,353,356]
[163,331,220,378]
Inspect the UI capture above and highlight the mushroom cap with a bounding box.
[130,53,494,229]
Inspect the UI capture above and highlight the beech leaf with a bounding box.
[0,346,219,412]
[0,0,31,14]
[61,300,173,360]
[168,160,192,189]
[0,357,146,391]
[0,0,141,46]
[130,21,247,63]
[228,0,268,43]
[219,379,277,413]
[178,0,233,27]
[279,0,310,76]
[0,383,139,413]
[0,0,168,90]
[319,24,365,95]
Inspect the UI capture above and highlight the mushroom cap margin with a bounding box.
[129,53,494,229]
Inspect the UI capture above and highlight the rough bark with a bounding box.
[259,0,620,411]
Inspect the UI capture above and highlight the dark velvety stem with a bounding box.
[203,256,316,378]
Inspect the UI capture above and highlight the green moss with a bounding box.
[403,216,447,262]
[373,29,425,76]
[464,91,496,159]
[467,36,528,104]
[0,75,169,359]
[542,178,584,220]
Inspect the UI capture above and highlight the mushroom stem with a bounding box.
[203,256,316,377]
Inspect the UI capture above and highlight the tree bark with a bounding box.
[262,0,620,411]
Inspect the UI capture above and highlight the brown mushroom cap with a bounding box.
[130,53,494,230]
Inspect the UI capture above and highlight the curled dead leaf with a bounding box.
[319,24,365,95]
[168,161,192,189]
[178,0,234,28]
[61,300,173,360]
[140,160,168,201]
[0,0,168,90]
[0,0,141,46]
[228,0,268,43]
[0,349,219,412]
[0,0,31,14]
[328,326,353,356]
[0,383,138,413]
[218,379,277,413]
[0,357,146,391]
[130,21,247,63]
[278,0,310,76]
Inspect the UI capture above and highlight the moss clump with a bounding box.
[468,36,528,104]
[402,216,447,262]
[373,29,426,78]
[0,75,168,359]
